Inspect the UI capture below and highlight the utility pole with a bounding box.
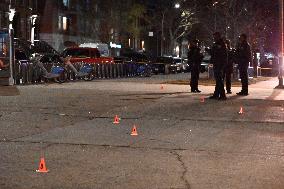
[161,10,165,56]
[276,0,284,88]
[8,4,15,85]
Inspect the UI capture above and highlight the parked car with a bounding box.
[182,58,190,72]
[173,57,189,72]
[151,56,177,74]
[79,43,110,57]
[62,47,114,64]
[173,57,183,73]
[120,49,151,64]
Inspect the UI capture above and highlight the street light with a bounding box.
[30,15,38,45]
[175,3,180,9]
[8,8,15,29]
[213,1,219,31]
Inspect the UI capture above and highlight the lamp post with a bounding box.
[213,1,219,32]
[161,10,165,56]
[276,0,284,89]
[8,6,15,85]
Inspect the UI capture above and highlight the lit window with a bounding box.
[58,16,68,31]
[62,16,67,31]
[58,16,62,29]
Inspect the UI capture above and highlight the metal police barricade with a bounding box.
[94,63,99,79]
[118,63,122,77]
[98,63,103,78]
[103,63,108,78]
[110,63,114,78]
[115,63,119,78]
[118,63,122,78]
[20,60,30,84]
[122,63,127,77]
[103,63,106,78]
[129,62,134,77]
[106,63,110,78]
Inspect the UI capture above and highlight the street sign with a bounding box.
[149,32,154,37]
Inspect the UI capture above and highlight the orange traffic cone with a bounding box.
[131,125,138,136]
[200,96,205,103]
[36,157,49,173]
[160,85,164,90]
[238,107,244,114]
[113,115,120,124]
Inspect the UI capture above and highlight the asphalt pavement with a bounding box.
[0,74,284,189]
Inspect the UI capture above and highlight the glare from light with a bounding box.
[175,3,180,9]
[8,9,16,22]
[213,1,218,6]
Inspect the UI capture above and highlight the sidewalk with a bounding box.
[25,77,284,101]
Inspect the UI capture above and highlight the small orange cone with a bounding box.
[200,96,205,103]
[160,85,164,90]
[36,157,49,173]
[113,115,120,124]
[131,125,138,136]
[238,107,244,114]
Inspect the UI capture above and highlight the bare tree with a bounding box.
[167,8,197,55]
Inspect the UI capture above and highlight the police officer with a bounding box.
[209,32,227,100]
[224,39,235,94]
[188,39,203,93]
[236,34,251,96]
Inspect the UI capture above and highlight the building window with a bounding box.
[62,16,67,31]
[58,16,69,31]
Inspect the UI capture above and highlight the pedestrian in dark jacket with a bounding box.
[236,34,251,95]
[188,39,203,93]
[224,39,235,94]
[208,32,227,100]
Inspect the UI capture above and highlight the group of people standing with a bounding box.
[188,32,251,100]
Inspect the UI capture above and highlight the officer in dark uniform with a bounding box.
[188,39,203,93]
[209,32,227,100]
[224,39,235,94]
[236,34,251,95]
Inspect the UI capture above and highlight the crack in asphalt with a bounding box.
[1,140,284,157]
[171,151,191,189]
[3,140,188,151]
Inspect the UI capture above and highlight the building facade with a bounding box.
[0,0,171,56]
